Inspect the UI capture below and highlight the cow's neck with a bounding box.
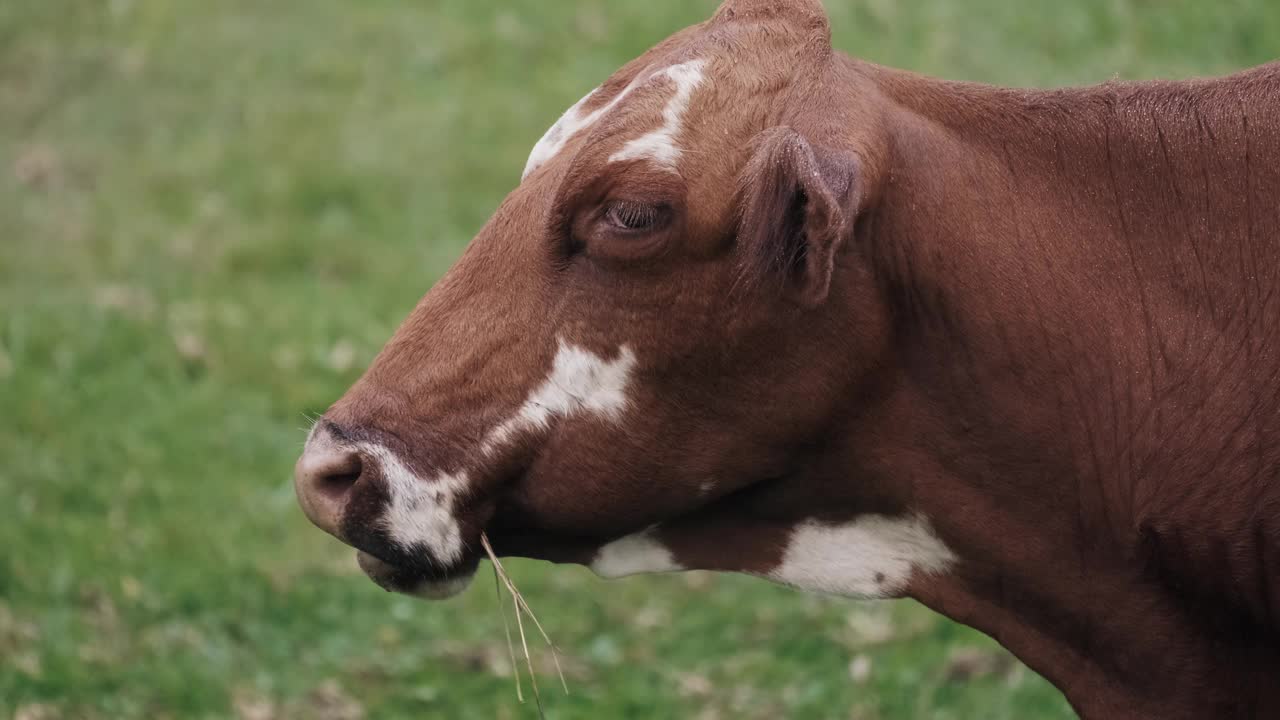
[832,59,1280,718]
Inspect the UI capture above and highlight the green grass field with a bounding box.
[3,1,1277,717]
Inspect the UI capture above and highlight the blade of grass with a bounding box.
[510,589,568,693]
[481,532,569,717]
[492,560,525,703]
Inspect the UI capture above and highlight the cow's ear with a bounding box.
[737,127,861,308]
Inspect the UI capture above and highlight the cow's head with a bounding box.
[295,0,950,600]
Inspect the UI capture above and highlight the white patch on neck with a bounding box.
[608,59,707,170]
[590,528,682,578]
[523,77,644,181]
[363,443,470,565]
[765,515,956,599]
[484,340,637,452]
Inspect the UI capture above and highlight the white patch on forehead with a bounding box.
[608,59,707,170]
[484,340,637,452]
[590,528,683,578]
[522,77,645,181]
[765,515,956,599]
[364,442,470,566]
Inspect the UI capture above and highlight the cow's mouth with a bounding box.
[355,550,479,600]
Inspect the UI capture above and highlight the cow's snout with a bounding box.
[294,426,363,539]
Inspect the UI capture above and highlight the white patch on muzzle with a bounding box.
[364,443,470,564]
[371,340,638,567]
[766,514,956,599]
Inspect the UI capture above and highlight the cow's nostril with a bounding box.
[313,457,362,500]
[294,447,364,539]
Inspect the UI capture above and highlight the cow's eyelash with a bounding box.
[603,201,666,232]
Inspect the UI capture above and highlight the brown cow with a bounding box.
[293,1,1280,716]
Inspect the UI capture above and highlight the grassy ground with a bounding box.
[2,1,1276,718]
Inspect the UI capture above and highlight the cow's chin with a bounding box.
[355,550,477,601]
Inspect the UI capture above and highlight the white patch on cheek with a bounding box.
[608,59,707,170]
[766,514,956,599]
[484,340,637,452]
[590,528,683,578]
[355,339,639,574]
[364,443,470,566]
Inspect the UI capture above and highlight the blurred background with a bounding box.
[2,1,1277,718]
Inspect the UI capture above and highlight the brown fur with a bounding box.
[297,2,1280,716]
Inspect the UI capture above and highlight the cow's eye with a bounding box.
[568,196,679,262]
[604,201,666,232]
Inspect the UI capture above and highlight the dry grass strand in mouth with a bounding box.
[492,557,525,703]
[480,532,568,716]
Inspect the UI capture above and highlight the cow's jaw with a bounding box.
[587,514,958,600]
[355,548,477,600]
